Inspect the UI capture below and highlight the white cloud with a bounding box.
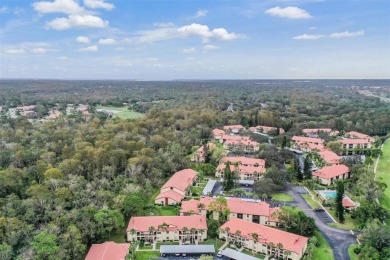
[181,48,197,54]
[98,38,116,45]
[193,9,208,18]
[31,48,46,54]
[177,23,244,41]
[5,49,25,54]
[265,6,312,19]
[293,34,324,40]
[77,45,98,51]
[329,30,364,38]
[84,0,114,10]
[46,14,109,30]
[76,36,91,43]
[294,30,365,40]
[309,26,317,30]
[32,0,84,14]
[203,44,219,51]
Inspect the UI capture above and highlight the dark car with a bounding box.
[315,207,325,212]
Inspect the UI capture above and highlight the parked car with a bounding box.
[217,251,223,257]
[315,207,325,212]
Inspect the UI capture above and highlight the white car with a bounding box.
[217,251,223,257]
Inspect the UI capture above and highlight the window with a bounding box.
[237,213,243,219]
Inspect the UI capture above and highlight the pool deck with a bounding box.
[317,190,337,201]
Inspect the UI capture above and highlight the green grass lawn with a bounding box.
[110,230,127,243]
[241,249,266,259]
[348,244,360,260]
[135,251,160,260]
[96,105,143,119]
[154,205,179,216]
[377,139,390,210]
[302,194,321,209]
[271,192,294,202]
[199,238,225,251]
[313,230,334,260]
[326,208,358,230]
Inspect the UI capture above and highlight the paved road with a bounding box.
[287,184,357,260]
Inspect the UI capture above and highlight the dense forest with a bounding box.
[0,79,389,259]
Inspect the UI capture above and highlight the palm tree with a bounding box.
[268,242,275,257]
[276,242,283,259]
[190,228,197,243]
[182,227,188,242]
[199,229,205,241]
[262,193,268,201]
[251,232,259,242]
[198,203,205,210]
[285,250,292,260]
[148,226,156,243]
[234,230,241,243]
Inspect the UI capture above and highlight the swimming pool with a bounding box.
[318,190,337,200]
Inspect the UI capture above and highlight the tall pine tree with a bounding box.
[303,156,312,180]
[336,181,345,223]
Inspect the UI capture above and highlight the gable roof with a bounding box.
[156,190,184,202]
[312,164,349,179]
[220,218,308,254]
[85,241,130,260]
[318,150,340,164]
[161,169,198,192]
[342,197,358,208]
[340,138,370,145]
[223,125,245,130]
[292,136,325,144]
[180,198,277,217]
[216,164,266,174]
[212,129,225,137]
[127,215,207,232]
[220,156,265,167]
[346,131,373,140]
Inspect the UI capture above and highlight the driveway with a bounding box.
[287,184,358,260]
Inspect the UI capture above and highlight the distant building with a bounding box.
[345,131,374,143]
[223,139,260,153]
[216,156,266,181]
[249,126,285,135]
[126,216,207,244]
[180,197,280,226]
[340,139,372,155]
[155,169,198,205]
[312,164,350,185]
[85,241,130,260]
[223,125,245,134]
[191,142,216,162]
[302,128,339,137]
[219,218,308,260]
[292,136,325,146]
[342,197,359,209]
[318,150,340,165]
[212,128,225,139]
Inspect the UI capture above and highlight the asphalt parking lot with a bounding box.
[315,210,335,223]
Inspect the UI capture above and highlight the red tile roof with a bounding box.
[346,131,373,140]
[212,129,225,137]
[302,128,333,134]
[180,198,278,217]
[221,135,251,142]
[292,136,325,144]
[221,156,265,167]
[85,241,130,260]
[340,138,370,145]
[319,150,340,164]
[220,218,308,254]
[155,190,184,202]
[223,125,245,130]
[127,215,207,232]
[342,197,358,208]
[312,164,349,179]
[299,142,326,151]
[161,169,198,192]
[217,164,266,174]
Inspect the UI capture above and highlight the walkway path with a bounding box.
[286,184,358,260]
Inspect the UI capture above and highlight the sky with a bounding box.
[0,0,389,80]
